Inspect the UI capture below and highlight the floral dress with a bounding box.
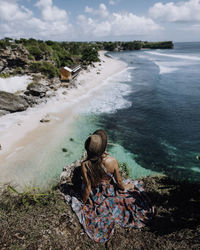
[66,166,154,243]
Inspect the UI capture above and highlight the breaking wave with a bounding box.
[80,67,133,114]
[146,51,200,61]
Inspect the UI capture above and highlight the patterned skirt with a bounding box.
[71,179,153,243]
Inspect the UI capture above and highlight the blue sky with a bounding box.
[0,0,200,42]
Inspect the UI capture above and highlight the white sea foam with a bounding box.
[137,54,178,74]
[136,54,149,59]
[191,167,200,173]
[155,60,197,74]
[85,83,132,114]
[159,66,177,74]
[154,61,178,74]
[160,140,177,156]
[80,68,133,114]
[146,51,200,61]
[140,52,197,74]
[113,67,134,82]
[0,75,32,93]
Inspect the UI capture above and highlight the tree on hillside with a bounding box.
[82,47,99,64]
[27,46,43,60]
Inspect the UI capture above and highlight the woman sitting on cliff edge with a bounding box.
[71,129,154,243]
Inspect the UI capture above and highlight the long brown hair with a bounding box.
[84,130,108,187]
[85,157,109,187]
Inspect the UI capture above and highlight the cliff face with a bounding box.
[0,160,199,249]
[0,45,29,75]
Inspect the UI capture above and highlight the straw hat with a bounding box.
[85,130,107,161]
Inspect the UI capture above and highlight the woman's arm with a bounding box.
[81,162,92,204]
[112,159,126,190]
[112,159,132,191]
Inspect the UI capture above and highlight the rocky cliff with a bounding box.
[0,45,29,75]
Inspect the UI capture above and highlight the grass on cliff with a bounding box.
[0,73,11,78]
[0,185,80,249]
[0,176,200,250]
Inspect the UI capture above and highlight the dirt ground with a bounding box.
[0,175,199,250]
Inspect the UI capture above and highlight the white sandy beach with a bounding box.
[0,51,126,186]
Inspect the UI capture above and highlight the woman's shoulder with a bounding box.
[104,155,117,163]
[103,154,118,171]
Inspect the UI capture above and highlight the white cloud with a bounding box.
[78,5,162,38]
[35,0,67,21]
[111,13,162,36]
[0,0,72,40]
[78,15,111,37]
[149,0,200,22]
[85,3,109,18]
[179,23,200,30]
[109,0,115,5]
[0,0,32,21]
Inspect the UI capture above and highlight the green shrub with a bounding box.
[0,40,10,49]
[18,38,28,45]
[28,54,35,60]
[29,62,58,78]
[45,40,56,46]
[40,62,58,78]
[142,41,174,49]
[13,67,22,74]
[29,62,41,72]
[103,42,117,51]
[0,72,11,78]
[27,82,35,89]
[39,42,52,57]
[82,47,100,64]
[27,45,43,60]
[122,41,142,50]
[10,44,17,49]
[119,162,130,177]
[7,185,55,207]
[27,38,38,45]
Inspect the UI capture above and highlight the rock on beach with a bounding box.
[0,90,29,112]
[26,82,49,97]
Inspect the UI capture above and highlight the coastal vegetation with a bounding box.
[0,37,173,79]
[96,41,174,51]
[0,72,11,78]
[29,62,59,78]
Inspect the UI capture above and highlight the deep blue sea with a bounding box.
[68,42,200,183]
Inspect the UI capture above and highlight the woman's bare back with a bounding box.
[102,155,125,190]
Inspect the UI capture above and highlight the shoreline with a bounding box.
[0,51,127,186]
